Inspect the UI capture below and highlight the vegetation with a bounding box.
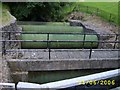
[4,2,119,25]
[79,2,118,15]
[0,2,13,25]
[6,2,77,21]
[75,2,119,25]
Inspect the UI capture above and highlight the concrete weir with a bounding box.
[7,56,120,83]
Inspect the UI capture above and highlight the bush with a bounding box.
[5,2,77,21]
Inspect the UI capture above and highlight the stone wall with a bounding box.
[2,20,21,51]
[2,13,22,60]
[0,10,21,84]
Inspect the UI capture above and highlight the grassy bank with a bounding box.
[79,2,118,15]
[74,2,119,25]
[61,2,119,25]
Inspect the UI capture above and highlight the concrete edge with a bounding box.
[7,58,120,72]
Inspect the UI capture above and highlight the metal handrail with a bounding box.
[0,40,120,43]
[4,49,120,52]
[1,40,120,59]
[1,31,120,35]
[1,31,119,59]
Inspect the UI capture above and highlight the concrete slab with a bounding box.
[7,58,119,72]
[6,49,119,59]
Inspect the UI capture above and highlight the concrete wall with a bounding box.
[7,58,119,83]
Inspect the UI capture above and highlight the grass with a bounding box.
[61,2,119,25]
[79,2,118,15]
[0,2,12,26]
[74,2,119,25]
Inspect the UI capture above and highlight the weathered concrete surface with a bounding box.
[7,58,119,72]
[0,60,12,82]
[11,72,28,83]
[5,49,119,59]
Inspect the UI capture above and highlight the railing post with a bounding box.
[8,32,11,46]
[47,33,51,60]
[113,34,118,49]
[102,40,104,49]
[2,40,6,55]
[47,33,49,48]
[82,33,86,49]
[89,42,93,59]
[49,45,51,60]
[86,6,88,13]
[109,13,112,22]
[96,8,99,15]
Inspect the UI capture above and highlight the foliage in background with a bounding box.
[5,2,119,25]
[6,2,77,21]
[118,1,120,25]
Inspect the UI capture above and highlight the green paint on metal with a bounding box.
[21,25,83,33]
[19,22,70,26]
[50,34,98,48]
[21,34,47,49]
[20,25,98,49]
[45,22,70,26]
[21,34,98,49]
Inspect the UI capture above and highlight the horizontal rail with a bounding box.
[2,49,119,60]
[2,39,119,59]
[4,49,120,52]
[2,32,98,34]
[0,40,120,43]
[1,31,120,35]
[0,49,117,53]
